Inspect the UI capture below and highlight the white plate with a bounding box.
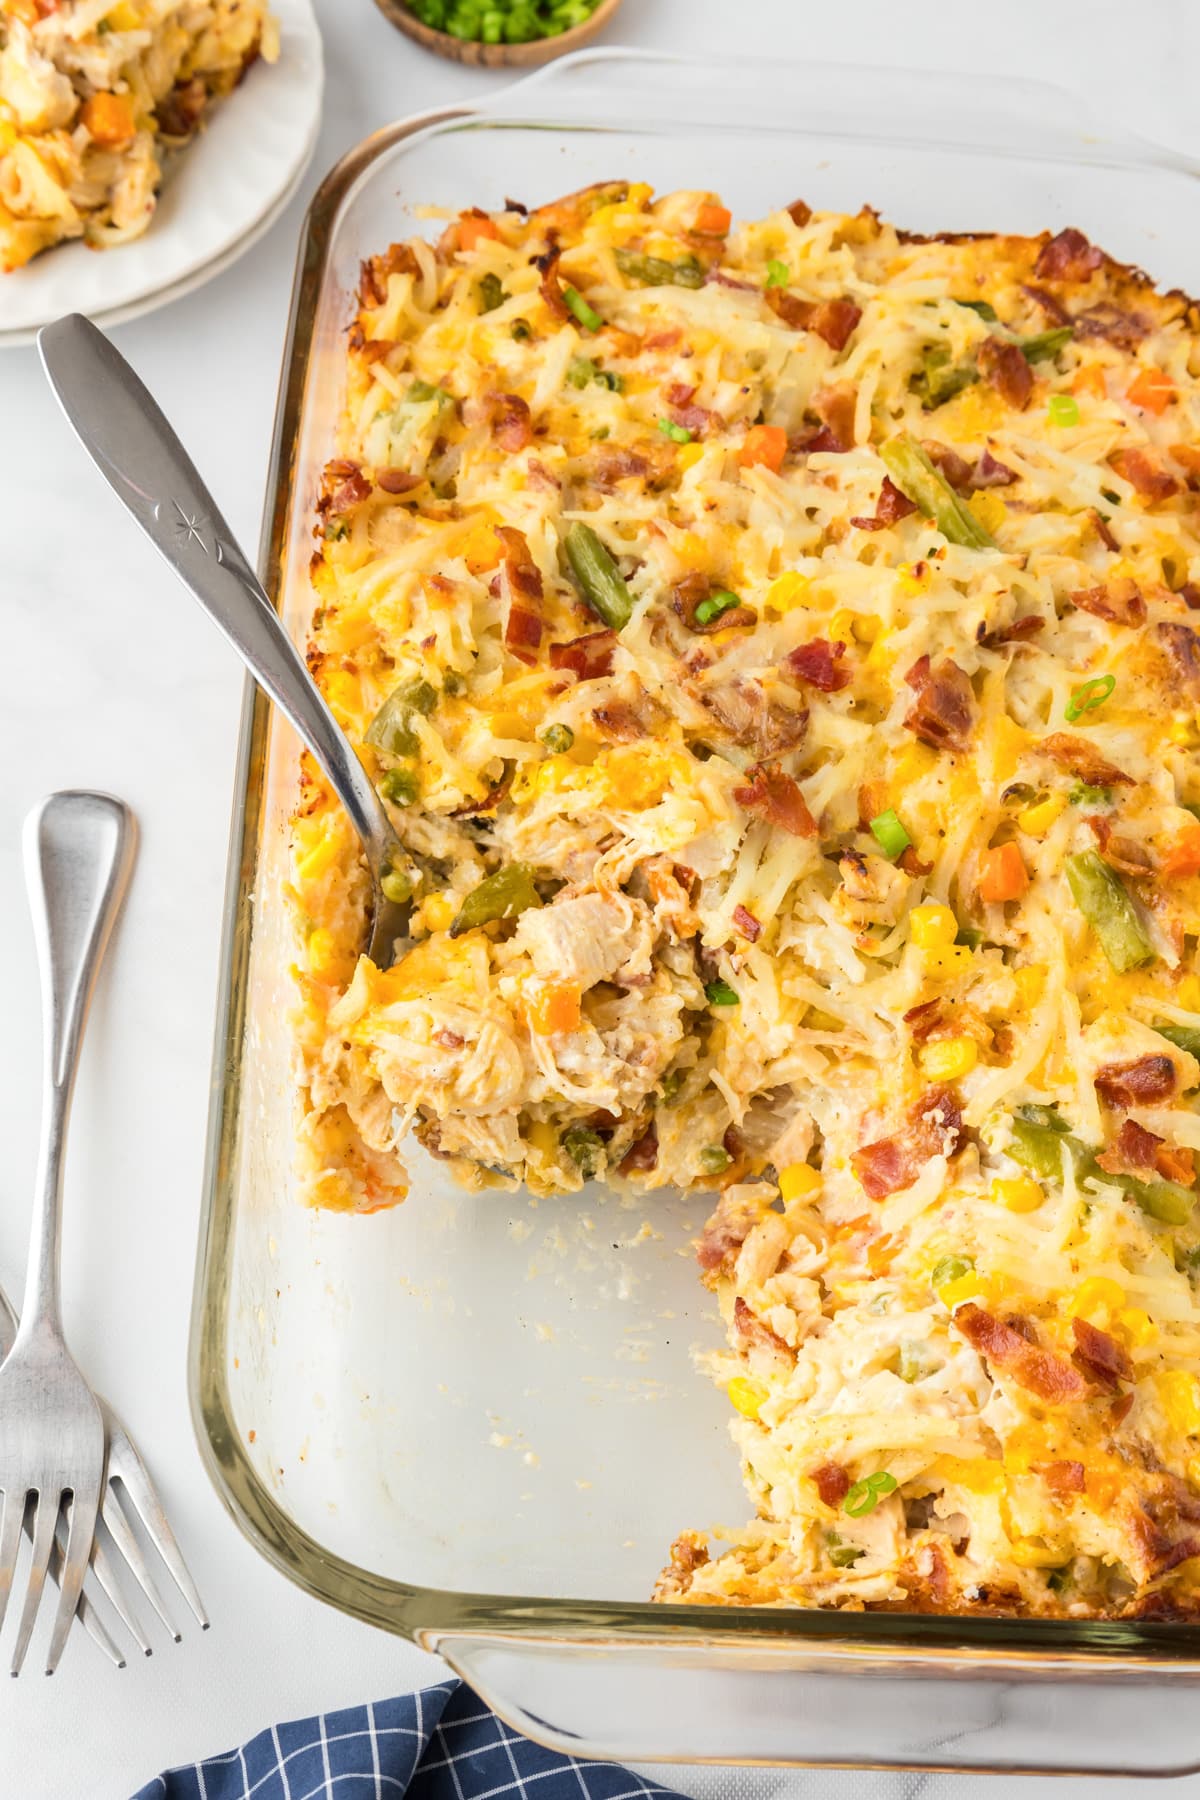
[0,0,323,346]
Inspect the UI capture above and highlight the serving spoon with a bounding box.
[38,313,412,968]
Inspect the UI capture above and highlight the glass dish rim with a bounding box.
[188,47,1200,1665]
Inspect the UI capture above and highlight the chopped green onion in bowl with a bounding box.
[404,0,606,41]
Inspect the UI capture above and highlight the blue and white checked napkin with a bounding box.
[130,1678,687,1800]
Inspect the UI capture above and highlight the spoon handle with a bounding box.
[37,313,397,888]
[21,793,135,1336]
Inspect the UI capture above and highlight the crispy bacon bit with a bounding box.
[1095,1056,1178,1109]
[156,75,207,139]
[1126,1511,1200,1582]
[593,699,654,742]
[1074,305,1149,350]
[793,423,848,455]
[1039,732,1134,787]
[922,440,975,491]
[898,845,934,876]
[811,1461,851,1508]
[1096,1119,1164,1178]
[660,1530,709,1587]
[535,248,571,321]
[433,1029,464,1050]
[1091,508,1119,552]
[490,392,532,451]
[672,574,757,635]
[903,998,946,1044]
[733,1295,792,1358]
[1035,228,1104,282]
[549,630,615,681]
[732,764,817,838]
[852,1086,963,1200]
[732,903,762,943]
[1180,583,1200,610]
[1039,1459,1086,1500]
[1110,447,1180,505]
[1071,577,1146,627]
[903,655,975,752]
[811,382,859,452]
[1071,1316,1133,1389]
[785,638,852,693]
[1024,283,1071,324]
[955,1304,1088,1404]
[850,476,918,531]
[644,327,682,350]
[504,605,543,662]
[786,198,813,228]
[767,290,861,350]
[1156,621,1200,695]
[977,338,1033,410]
[971,448,1018,489]
[527,458,560,493]
[619,1123,658,1174]
[377,469,422,494]
[591,448,651,490]
[980,615,1045,649]
[359,242,418,307]
[696,1187,763,1276]
[326,466,372,512]
[1087,815,1154,878]
[494,525,543,601]
[701,680,808,757]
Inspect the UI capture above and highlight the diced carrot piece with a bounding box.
[81,92,136,148]
[1127,367,1175,416]
[739,424,787,474]
[457,211,501,252]
[1156,1143,1196,1186]
[693,201,731,237]
[978,841,1029,904]
[1162,823,1200,879]
[1071,364,1106,400]
[528,982,582,1036]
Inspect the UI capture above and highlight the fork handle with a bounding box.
[20,793,136,1337]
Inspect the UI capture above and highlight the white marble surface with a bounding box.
[3,2,1200,1794]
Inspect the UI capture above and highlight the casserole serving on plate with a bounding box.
[192,50,1200,1773]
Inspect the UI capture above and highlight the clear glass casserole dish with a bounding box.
[190,49,1200,1774]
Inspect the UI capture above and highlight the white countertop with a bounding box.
[3,2,1200,1794]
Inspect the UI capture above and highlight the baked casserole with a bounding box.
[0,0,278,269]
[291,183,1200,1619]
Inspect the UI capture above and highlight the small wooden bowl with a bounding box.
[373,0,624,67]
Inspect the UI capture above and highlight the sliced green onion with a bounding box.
[869,808,911,860]
[659,418,694,444]
[693,589,743,626]
[704,978,739,1007]
[765,259,790,288]
[540,723,574,753]
[699,1145,732,1175]
[563,284,603,331]
[1048,393,1080,427]
[1065,674,1115,722]
[844,1471,898,1517]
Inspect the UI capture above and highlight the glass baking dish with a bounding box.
[190,49,1200,1774]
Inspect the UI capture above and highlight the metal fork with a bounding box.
[0,1284,207,1669]
[0,792,134,1674]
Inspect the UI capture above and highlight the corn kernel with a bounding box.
[894,742,937,787]
[938,1271,988,1309]
[677,442,704,471]
[989,715,1029,783]
[1011,1536,1065,1569]
[923,944,973,979]
[1116,1307,1155,1350]
[920,1035,978,1080]
[1071,1277,1126,1321]
[296,827,339,883]
[1017,793,1067,837]
[1178,974,1200,1011]
[829,609,856,644]
[938,1455,1004,1495]
[322,670,359,717]
[851,614,882,644]
[909,904,958,949]
[728,1376,768,1419]
[991,1175,1044,1214]
[1013,965,1045,1008]
[526,1119,559,1159]
[765,571,809,613]
[306,928,337,976]
[106,1,142,24]
[1159,1369,1200,1437]
[0,119,16,153]
[423,894,456,932]
[969,491,1008,536]
[1168,714,1200,748]
[779,1163,821,1203]
[896,562,932,597]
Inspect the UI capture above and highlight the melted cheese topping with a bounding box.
[0,0,278,269]
[294,186,1200,1619]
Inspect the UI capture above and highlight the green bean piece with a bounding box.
[614,248,704,289]
[478,272,506,313]
[699,1145,732,1175]
[827,1537,865,1567]
[406,379,441,403]
[912,345,978,409]
[1123,1176,1195,1226]
[1020,325,1074,363]
[1008,1103,1194,1224]
[379,768,419,807]
[1154,1020,1200,1061]
[879,435,996,550]
[1065,850,1153,972]
[448,863,541,938]
[563,522,633,630]
[365,676,437,756]
[562,1125,604,1178]
[897,1340,937,1384]
[956,299,998,321]
[1008,1116,1089,1182]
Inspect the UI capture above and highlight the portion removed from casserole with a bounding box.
[0,0,278,270]
[293,184,1200,1618]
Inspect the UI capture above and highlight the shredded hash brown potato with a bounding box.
[0,0,278,269]
[293,184,1200,1618]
